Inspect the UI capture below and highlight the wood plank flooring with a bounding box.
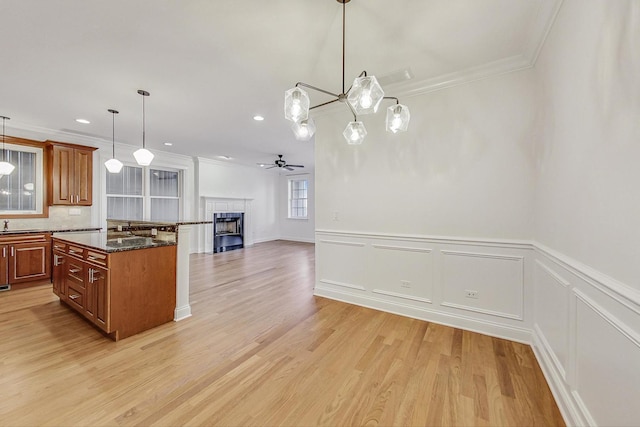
[0,240,565,426]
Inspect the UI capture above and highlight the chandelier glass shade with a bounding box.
[284,0,410,144]
[385,104,411,133]
[134,89,154,166]
[0,116,15,176]
[105,109,123,173]
[292,118,316,141]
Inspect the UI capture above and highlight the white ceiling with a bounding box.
[0,0,561,169]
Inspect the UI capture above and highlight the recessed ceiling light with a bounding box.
[253,115,264,121]
[164,142,173,146]
[217,155,232,160]
[75,118,90,124]
[257,163,267,167]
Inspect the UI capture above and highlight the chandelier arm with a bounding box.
[382,96,400,105]
[344,71,368,95]
[345,100,357,121]
[310,99,340,110]
[296,82,340,98]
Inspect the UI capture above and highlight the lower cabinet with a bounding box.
[0,234,51,287]
[52,238,176,341]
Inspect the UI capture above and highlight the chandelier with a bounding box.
[284,0,410,144]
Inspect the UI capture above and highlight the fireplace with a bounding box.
[213,212,244,253]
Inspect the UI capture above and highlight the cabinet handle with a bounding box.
[88,268,94,283]
[69,294,80,300]
[69,268,81,274]
[2,247,5,258]
[10,247,14,257]
[54,254,59,265]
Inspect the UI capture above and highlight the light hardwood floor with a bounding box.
[0,240,564,426]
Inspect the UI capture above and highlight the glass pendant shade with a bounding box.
[343,121,367,145]
[292,118,316,141]
[284,87,310,123]
[347,76,384,115]
[0,161,15,175]
[104,158,123,173]
[133,148,154,166]
[385,104,411,133]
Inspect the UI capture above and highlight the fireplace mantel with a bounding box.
[201,196,254,250]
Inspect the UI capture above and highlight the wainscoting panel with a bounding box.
[315,230,533,343]
[441,250,524,320]
[316,238,367,292]
[573,292,640,427]
[371,244,433,304]
[533,259,570,379]
[532,244,640,427]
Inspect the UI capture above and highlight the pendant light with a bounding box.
[0,116,15,176]
[104,109,123,173]
[133,89,154,166]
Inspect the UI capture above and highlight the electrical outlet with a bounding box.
[117,225,123,232]
[151,228,158,236]
[401,280,411,288]
[465,290,479,299]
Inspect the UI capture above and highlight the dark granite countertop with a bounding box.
[0,227,101,236]
[52,232,176,253]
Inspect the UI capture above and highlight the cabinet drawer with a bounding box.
[66,283,85,311]
[67,245,84,259]
[53,241,67,251]
[86,250,108,267]
[67,260,85,288]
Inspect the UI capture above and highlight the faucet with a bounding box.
[3,220,8,232]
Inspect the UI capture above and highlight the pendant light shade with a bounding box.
[292,118,316,141]
[105,109,123,173]
[284,87,310,123]
[135,89,154,166]
[385,104,411,133]
[347,75,384,115]
[0,116,15,176]
[343,121,367,145]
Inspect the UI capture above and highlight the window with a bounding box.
[288,178,308,219]
[106,166,181,222]
[0,144,44,216]
[106,165,143,220]
[150,169,179,222]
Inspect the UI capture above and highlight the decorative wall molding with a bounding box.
[316,229,640,427]
[319,279,365,292]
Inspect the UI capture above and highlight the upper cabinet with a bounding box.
[46,142,97,206]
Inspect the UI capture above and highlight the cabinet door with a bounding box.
[52,250,66,299]
[9,241,52,284]
[74,148,93,205]
[0,245,8,286]
[86,265,109,331]
[50,145,74,205]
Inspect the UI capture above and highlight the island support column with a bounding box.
[174,224,192,321]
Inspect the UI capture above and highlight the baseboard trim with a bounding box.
[174,305,192,321]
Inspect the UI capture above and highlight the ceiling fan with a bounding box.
[261,155,304,171]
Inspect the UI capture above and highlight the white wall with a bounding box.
[195,157,280,250]
[531,1,640,426]
[279,170,315,243]
[315,69,536,239]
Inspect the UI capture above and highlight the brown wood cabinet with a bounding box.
[52,238,176,341]
[0,233,51,287]
[46,142,96,206]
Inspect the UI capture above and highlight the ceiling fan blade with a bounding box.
[265,165,277,169]
[287,164,304,168]
[284,167,294,171]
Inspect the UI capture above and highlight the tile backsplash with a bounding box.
[5,206,94,230]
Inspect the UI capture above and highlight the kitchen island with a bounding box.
[52,232,177,341]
